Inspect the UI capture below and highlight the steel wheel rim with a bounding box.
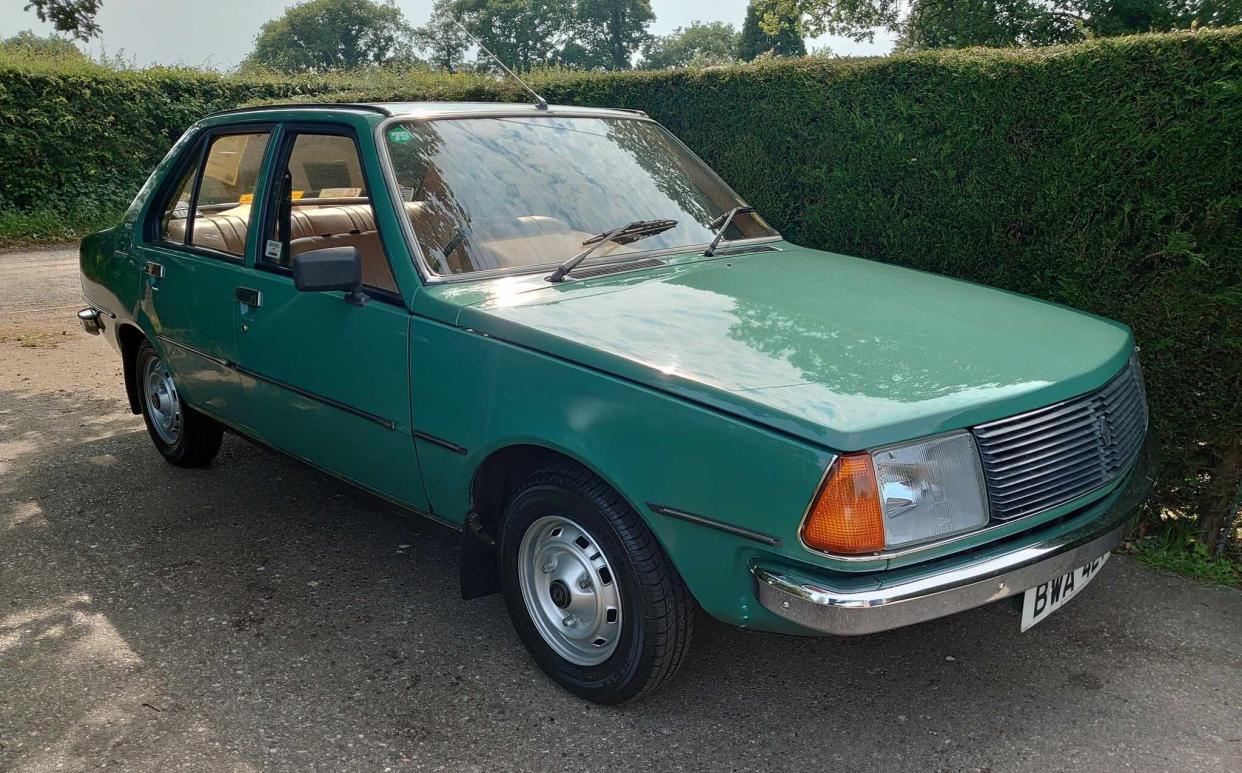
[143,355,181,445]
[517,515,622,666]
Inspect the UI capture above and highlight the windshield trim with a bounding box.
[373,113,782,285]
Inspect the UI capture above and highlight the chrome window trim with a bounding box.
[372,113,782,286]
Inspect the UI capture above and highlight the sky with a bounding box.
[0,1,895,69]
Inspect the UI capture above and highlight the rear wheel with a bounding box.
[498,463,695,704]
[135,340,223,467]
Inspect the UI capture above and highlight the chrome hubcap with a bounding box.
[143,356,181,444]
[518,515,622,666]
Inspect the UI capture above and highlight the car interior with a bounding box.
[157,122,762,286]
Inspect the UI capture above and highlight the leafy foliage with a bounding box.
[739,1,807,60]
[568,0,655,70]
[767,0,1242,49]
[639,21,741,69]
[453,0,576,71]
[0,30,86,60]
[1132,519,1241,587]
[442,0,653,72]
[0,30,1238,553]
[22,0,101,40]
[242,0,418,73]
[413,0,471,74]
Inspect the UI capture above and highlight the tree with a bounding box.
[738,0,806,60]
[639,21,740,69]
[760,0,902,43]
[243,0,417,73]
[768,0,1242,50]
[413,0,471,73]
[0,29,87,59]
[453,0,575,72]
[896,0,1075,50]
[22,0,100,40]
[570,0,655,70]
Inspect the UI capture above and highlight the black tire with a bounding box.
[135,340,223,467]
[497,462,695,704]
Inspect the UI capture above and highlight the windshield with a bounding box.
[381,116,777,275]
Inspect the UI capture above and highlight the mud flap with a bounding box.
[459,512,500,600]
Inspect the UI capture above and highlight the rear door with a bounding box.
[139,127,273,422]
[228,124,428,510]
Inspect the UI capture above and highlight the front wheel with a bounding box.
[135,340,223,467]
[498,463,695,704]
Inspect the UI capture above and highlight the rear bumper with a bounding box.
[753,432,1158,636]
[77,307,104,335]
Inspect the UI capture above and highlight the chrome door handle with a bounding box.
[234,287,262,308]
[145,261,165,278]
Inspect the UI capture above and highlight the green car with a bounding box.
[78,102,1157,704]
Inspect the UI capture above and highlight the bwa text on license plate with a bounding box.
[1020,552,1110,631]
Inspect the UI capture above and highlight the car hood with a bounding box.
[422,244,1133,451]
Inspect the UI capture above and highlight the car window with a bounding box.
[261,132,397,293]
[382,116,777,275]
[158,162,199,243]
[187,131,271,257]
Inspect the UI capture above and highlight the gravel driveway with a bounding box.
[1,245,1239,772]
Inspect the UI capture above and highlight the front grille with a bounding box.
[972,357,1148,520]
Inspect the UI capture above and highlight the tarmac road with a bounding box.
[1,245,1239,772]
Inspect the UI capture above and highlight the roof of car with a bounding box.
[206,101,647,120]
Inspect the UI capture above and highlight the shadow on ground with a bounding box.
[1,386,1239,772]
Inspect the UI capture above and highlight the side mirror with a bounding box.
[292,246,369,306]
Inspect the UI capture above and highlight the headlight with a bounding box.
[801,431,990,554]
[872,432,990,548]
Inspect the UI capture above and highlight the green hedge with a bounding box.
[0,59,342,220]
[1,30,1238,544]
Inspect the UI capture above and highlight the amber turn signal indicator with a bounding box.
[802,452,886,554]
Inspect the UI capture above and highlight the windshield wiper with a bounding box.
[703,206,756,256]
[547,219,678,282]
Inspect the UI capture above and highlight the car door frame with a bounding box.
[221,118,432,513]
[141,120,279,270]
[136,121,279,422]
[250,120,407,305]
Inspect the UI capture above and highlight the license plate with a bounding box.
[1020,552,1110,631]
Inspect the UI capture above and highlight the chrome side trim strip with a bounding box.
[413,430,468,455]
[647,503,782,548]
[155,334,228,367]
[232,364,397,431]
[155,335,397,431]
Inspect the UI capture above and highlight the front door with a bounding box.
[229,127,428,511]
[140,128,274,423]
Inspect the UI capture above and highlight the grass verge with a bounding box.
[0,208,124,250]
[1129,522,1242,588]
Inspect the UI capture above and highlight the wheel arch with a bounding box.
[459,441,660,601]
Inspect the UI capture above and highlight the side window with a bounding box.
[158,162,199,243]
[262,132,397,293]
[189,132,271,257]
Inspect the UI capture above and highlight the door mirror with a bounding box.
[292,247,369,306]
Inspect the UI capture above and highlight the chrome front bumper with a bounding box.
[753,433,1158,636]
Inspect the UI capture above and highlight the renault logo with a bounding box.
[1096,414,1113,446]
